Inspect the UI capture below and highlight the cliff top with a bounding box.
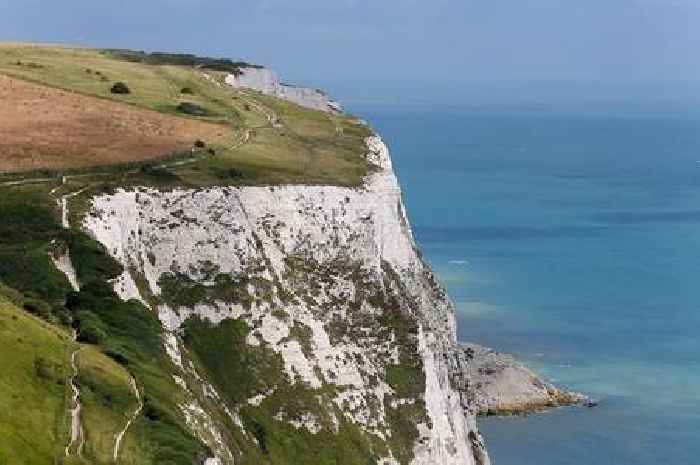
[0,42,373,188]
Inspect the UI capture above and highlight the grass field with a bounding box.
[0,43,373,186]
[0,74,226,172]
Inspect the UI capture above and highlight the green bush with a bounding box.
[0,189,72,313]
[22,298,52,319]
[68,233,123,285]
[33,357,54,381]
[110,82,131,94]
[214,167,243,180]
[176,102,211,117]
[0,281,25,307]
[139,163,181,182]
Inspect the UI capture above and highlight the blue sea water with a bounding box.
[350,102,700,464]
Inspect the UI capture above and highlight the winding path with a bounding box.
[65,331,84,457]
[48,186,85,458]
[113,375,143,462]
[60,187,88,228]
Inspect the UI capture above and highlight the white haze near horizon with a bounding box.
[2,0,700,105]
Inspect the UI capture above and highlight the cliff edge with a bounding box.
[82,135,490,465]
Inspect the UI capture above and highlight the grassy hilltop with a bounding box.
[0,43,372,187]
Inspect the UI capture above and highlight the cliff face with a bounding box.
[225,67,342,112]
[82,136,489,465]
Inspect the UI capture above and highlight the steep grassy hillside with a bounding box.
[0,294,72,465]
[0,287,182,465]
[74,347,140,464]
[0,43,373,186]
[0,186,207,464]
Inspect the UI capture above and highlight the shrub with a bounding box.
[215,167,243,180]
[110,82,131,94]
[34,357,53,381]
[251,421,268,454]
[176,102,210,117]
[0,282,24,307]
[69,233,123,284]
[75,316,107,344]
[104,349,129,365]
[23,298,52,319]
[17,61,43,69]
[139,164,180,181]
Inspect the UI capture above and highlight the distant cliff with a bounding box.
[225,66,342,113]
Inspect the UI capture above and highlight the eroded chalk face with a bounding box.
[82,136,489,465]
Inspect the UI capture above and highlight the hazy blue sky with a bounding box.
[2,0,699,103]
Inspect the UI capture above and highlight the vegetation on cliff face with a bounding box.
[0,185,73,324]
[182,316,384,465]
[66,261,206,464]
[0,187,207,464]
[167,250,432,465]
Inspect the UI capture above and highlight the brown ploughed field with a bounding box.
[0,74,226,173]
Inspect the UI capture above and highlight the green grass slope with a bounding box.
[75,347,140,465]
[0,295,72,465]
[0,186,208,465]
[0,43,373,187]
[0,290,163,465]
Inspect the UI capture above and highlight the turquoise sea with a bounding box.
[351,102,700,464]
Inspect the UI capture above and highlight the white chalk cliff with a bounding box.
[82,135,490,464]
[225,67,342,113]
